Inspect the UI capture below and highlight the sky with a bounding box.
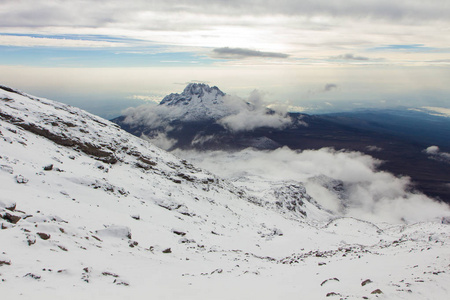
[0,0,449,118]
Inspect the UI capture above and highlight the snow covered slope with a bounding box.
[1,85,450,299]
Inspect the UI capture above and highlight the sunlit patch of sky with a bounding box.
[368,44,438,52]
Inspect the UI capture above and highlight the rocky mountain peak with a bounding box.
[159,83,225,107]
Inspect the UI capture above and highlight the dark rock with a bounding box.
[371,289,383,294]
[114,279,129,286]
[178,237,195,244]
[102,271,119,278]
[128,240,138,248]
[1,201,16,211]
[4,118,118,164]
[177,173,195,182]
[171,229,186,236]
[2,213,21,224]
[81,267,90,283]
[162,248,172,253]
[91,235,102,242]
[138,156,157,166]
[43,164,53,171]
[24,273,41,280]
[321,278,340,286]
[0,259,11,266]
[37,232,51,240]
[326,292,339,297]
[361,279,373,286]
[27,236,36,246]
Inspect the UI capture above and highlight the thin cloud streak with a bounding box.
[212,47,289,59]
[0,35,127,48]
[332,53,370,61]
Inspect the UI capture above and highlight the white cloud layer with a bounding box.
[175,147,450,223]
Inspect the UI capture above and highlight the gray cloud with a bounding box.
[324,83,337,92]
[1,1,449,29]
[332,53,370,61]
[212,47,289,59]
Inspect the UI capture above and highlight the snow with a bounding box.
[1,85,449,299]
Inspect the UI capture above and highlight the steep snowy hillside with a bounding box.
[1,85,450,299]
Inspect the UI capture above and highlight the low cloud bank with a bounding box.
[141,132,177,150]
[175,147,450,224]
[218,91,293,132]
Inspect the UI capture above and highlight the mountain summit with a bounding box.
[160,83,225,106]
[158,83,231,122]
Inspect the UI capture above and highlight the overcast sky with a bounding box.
[0,0,449,117]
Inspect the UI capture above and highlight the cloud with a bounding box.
[141,132,177,150]
[191,134,217,147]
[128,95,162,103]
[218,110,292,131]
[332,53,369,61]
[121,105,176,130]
[425,145,440,155]
[421,106,450,117]
[217,90,293,131]
[0,35,126,48]
[175,147,450,223]
[2,1,449,28]
[211,47,289,59]
[366,145,383,152]
[1,0,449,69]
[424,146,450,163]
[324,83,337,92]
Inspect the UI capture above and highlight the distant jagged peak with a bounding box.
[182,83,225,98]
[159,83,226,107]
